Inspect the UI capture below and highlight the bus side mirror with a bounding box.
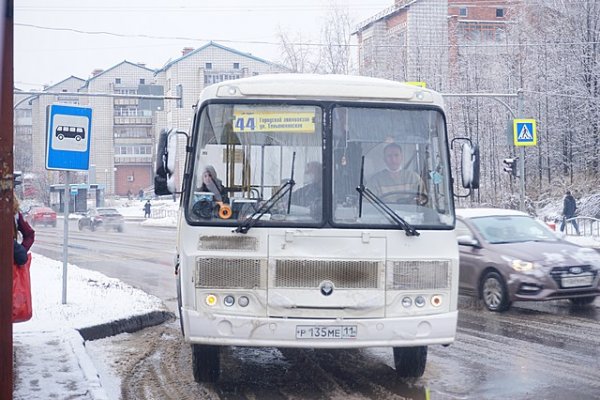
[154,128,179,195]
[461,143,480,189]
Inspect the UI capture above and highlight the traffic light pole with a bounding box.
[517,90,525,211]
[443,91,526,211]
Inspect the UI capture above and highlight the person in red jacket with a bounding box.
[13,194,35,266]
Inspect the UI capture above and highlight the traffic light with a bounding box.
[503,158,519,177]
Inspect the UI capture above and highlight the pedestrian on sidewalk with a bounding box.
[143,200,152,218]
[560,190,580,235]
[13,193,35,265]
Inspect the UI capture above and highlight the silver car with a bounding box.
[78,207,125,232]
[456,208,600,312]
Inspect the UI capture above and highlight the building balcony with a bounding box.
[114,116,153,125]
[114,137,153,145]
[114,155,153,165]
[114,98,139,106]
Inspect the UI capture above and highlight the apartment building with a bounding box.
[14,90,34,173]
[78,61,159,196]
[19,42,287,200]
[353,0,513,90]
[154,41,288,184]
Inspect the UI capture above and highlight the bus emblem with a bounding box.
[319,280,334,296]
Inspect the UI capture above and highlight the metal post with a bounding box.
[517,89,525,211]
[62,171,69,304]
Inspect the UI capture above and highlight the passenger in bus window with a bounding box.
[292,161,322,208]
[199,165,228,202]
[369,143,427,204]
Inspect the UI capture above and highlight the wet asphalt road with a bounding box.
[34,220,600,399]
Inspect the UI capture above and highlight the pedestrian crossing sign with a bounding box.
[513,119,537,146]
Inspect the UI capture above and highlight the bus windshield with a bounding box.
[186,102,453,229]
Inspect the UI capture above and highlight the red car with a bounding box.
[26,206,57,227]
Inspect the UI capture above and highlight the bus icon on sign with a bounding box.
[56,126,85,141]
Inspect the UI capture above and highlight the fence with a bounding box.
[150,208,178,219]
[560,216,600,239]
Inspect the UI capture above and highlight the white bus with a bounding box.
[155,74,479,382]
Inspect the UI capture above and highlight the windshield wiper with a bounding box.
[235,152,297,234]
[356,156,419,237]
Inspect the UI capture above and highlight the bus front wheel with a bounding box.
[191,344,220,383]
[393,346,427,378]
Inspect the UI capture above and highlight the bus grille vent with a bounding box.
[274,259,380,289]
[198,236,258,251]
[391,260,450,290]
[195,258,263,289]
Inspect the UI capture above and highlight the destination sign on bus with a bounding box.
[233,110,315,133]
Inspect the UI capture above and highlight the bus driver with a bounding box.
[369,143,427,204]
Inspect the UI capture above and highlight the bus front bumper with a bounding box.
[181,309,458,348]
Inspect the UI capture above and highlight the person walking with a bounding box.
[13,194,35,266]
[143,200,152,218]
[560,190,580,235]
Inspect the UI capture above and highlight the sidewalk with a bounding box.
[12,253,172,400]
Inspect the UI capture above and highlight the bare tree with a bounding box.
[277,29,320,73]
[277,1,355,75]
[318,2,354,74]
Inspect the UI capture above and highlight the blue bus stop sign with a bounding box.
[45,104,93,171]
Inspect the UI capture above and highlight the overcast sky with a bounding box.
[14,0,391,91]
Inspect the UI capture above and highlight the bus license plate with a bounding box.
[295,325,357,339]
[562,274,593,288]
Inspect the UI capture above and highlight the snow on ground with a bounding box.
[105,197,179,228]
[12,253,167,400]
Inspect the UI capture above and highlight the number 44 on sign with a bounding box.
[513,119,537,147]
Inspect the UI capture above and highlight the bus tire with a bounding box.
[192,344,220,383]
[393,346,427,378]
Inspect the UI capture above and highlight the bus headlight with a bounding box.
[205,294,218,306]
[415,296,426,307]
[401,297,413,308]
[238,296,250,307]
[431,295,442,307]
[223,295,235,307]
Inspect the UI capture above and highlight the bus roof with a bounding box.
[198,73,444,107]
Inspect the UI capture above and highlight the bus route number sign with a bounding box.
[233,111,315,133]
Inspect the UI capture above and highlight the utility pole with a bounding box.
[0,1,14,399]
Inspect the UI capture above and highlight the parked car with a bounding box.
[25,206,57,227]
[456,208,600,312]
[78,208,124,232]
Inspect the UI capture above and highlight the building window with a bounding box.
[496,8,504,18]
[176,84,183,108]
[139,78,145,84]
[459,7,467,17]
[205,62,212,69]
[115,78,121,84]
[233,62,240,69]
